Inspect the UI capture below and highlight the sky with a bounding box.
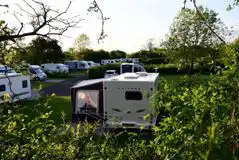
[1,0,239,53]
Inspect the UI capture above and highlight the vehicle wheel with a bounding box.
[34,77,39,81]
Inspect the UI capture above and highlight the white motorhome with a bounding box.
[65,60,90,70]
[0,65,16,74]
[41,63,69,73]
[101,59,116,65]
[120,63,146,74]
[29,65,47,81]
[0,73,31,104]
[71,72,160,130]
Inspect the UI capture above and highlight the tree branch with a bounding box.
[0,0,82,42]
[192,0,226,44]
[88,0,109,43]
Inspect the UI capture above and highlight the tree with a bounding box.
[0,0,107,66]
[162,6,227,73]
[27,37,64,64]
[64,48,75,61]
[143,38,155,52]
[109,50,127,59]
[74,34,91,52]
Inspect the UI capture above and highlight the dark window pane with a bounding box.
[0,85,6,92]
[22,80,28,88]
[125,91,142,100]
[122,65,133,73]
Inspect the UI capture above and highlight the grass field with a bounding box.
[18,96,72,125]
[31,81,57,90]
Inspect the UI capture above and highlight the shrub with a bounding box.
[141,58,170,65]
[88,63,120,79]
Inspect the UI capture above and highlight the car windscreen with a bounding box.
[106,71,115,74]
[35,68,44,73]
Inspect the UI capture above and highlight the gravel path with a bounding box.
[40,75,88,96]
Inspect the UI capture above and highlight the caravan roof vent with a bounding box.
[136,72,148,76]
[124,74,140,79]
[110,78,118,81]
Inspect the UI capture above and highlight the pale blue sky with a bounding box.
[1,0,239,53]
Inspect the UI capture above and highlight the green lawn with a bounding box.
[31,81,57,90]
[46,70,87,79]
[19,96,72,125]
[69,70,87,77]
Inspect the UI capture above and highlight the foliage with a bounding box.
[162,6,227,73]
[142,57,169,65]
[73,34,91,52]
[109,50,127,59]
[150,45,239,159]
[143,38,155,51]
[0,95,154,160]
[63,48,75,61]
[44,71,70,78]
[88,63,120,79]
[27,37,65,65]
[77,49,110,63]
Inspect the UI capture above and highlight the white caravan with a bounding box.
[29,65,47,81]
[0,73,31,104]
[71,72,160,130]
[87,61,100,68]
[65,60,90,70]
[120,63,146,74]
[0,65,16,74]
[101,59,116,65]
[41,63,69,73]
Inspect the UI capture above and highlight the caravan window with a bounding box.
[80,63,86,67]
[56,66,60,69]
[22,80,28,88]
[125,91,142,100]
[0,85,6,92]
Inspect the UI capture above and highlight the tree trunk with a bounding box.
[189,59,194,75]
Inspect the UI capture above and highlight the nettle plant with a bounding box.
[151,46,239,159]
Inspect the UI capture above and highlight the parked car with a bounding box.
[41,63,69,73]
[29,65,47,81]
[104,70,118,78]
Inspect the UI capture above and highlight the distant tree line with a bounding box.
[10,5,239,75]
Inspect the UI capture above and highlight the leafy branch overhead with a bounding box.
[0,0,108,43]
[88,0,109,43]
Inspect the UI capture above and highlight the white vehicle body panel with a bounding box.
[41,63,69,73]
[0,73,31,104]
[71,72,159,130]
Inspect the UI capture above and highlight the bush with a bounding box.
[141,58,170,65]
[88,64,121,79]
